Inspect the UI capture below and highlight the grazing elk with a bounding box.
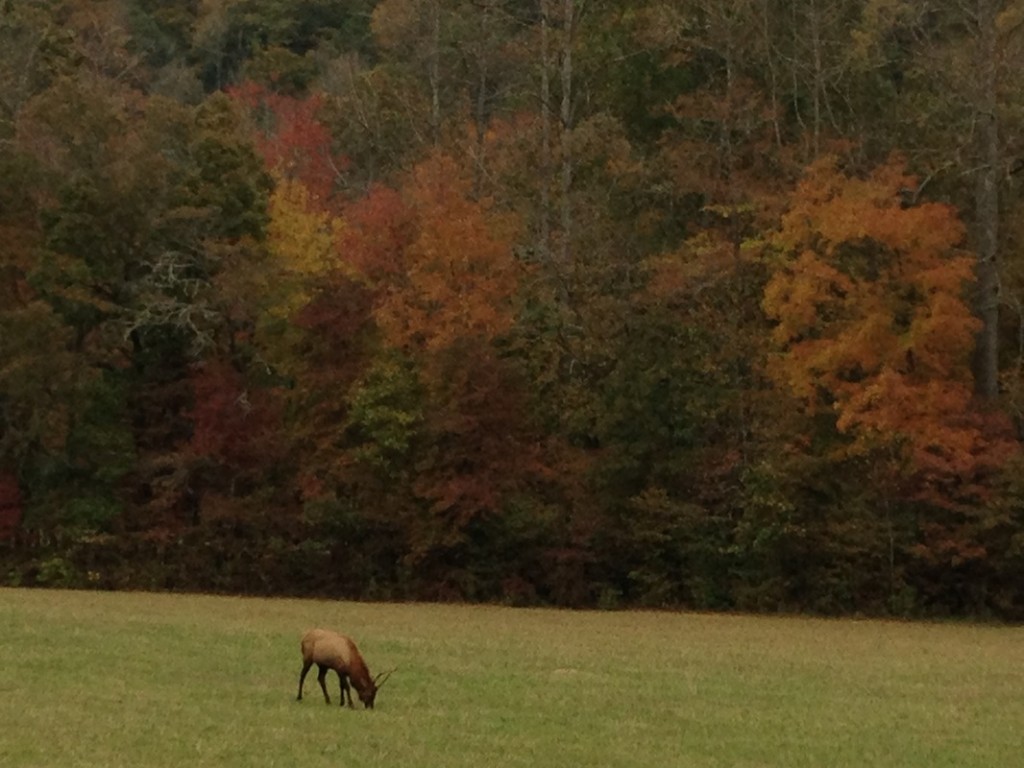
[296,628,394,709]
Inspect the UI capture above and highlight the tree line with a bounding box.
[2,0,1024,618]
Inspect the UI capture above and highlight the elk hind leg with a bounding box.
[297,660,313,701]
[317,664,331,704]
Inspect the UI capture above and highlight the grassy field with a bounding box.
[0,589,1021,768]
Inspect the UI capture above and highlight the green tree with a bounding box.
[11,63,271,531]
[193,0,374,91]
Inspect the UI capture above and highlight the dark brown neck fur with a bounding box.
[348,655,373,696]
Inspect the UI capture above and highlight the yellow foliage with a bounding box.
[265,175,345,317]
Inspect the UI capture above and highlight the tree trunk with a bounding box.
[559,0,574,267]
[429,0,442,145]
[761,0,783,148]
[809,0,823,158]
[472,1,492,198]
[539,0,552,259]
[973,0,1001,399]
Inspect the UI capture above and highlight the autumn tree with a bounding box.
[333,151,559,597]
[764,157,1006,489]
[230,82,347,203]
[6,0,1024,615]
[763,155,1018,608]
[844,1,1024,401]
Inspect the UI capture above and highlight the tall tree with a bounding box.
[336,151,551,592]
[763,155,1015,505]
[860,0,1024,399]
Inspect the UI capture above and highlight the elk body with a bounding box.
[297,628,393,709]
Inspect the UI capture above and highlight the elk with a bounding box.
[296,628,394,709]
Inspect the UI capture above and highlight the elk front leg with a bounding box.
[338,673,353,708]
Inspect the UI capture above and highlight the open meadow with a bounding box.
[0,588,1021,767]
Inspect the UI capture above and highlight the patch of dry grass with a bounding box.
[1,588,1021,767]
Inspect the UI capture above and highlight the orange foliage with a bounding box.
[763,156,1016,502]
[346,151,522,356]
[337,184,415,283]
[338,151,539,534]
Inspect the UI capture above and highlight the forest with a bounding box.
[2,0,1024,618]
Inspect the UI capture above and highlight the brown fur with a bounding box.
[296,628,387,709]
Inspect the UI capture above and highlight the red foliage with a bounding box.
[294,273,375,343]
[334,152,547,548]
[188,361,282,469]
[287,274,378,497]
[229,81,348,206]
[336,184,415,282]
[412,350,542,521]
[0,472,21,541]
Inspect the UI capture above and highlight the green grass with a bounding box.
[0,589,1022,767]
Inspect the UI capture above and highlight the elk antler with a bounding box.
[374,667,397,688]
